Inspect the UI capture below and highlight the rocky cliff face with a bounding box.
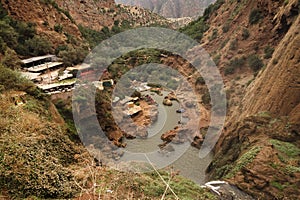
[187,0,300,119]
[56,0,170,31]
[238,4,300,124]
[200,0,300,199]
[115,0,216,18]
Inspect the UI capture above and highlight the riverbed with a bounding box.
[123,90,213,184]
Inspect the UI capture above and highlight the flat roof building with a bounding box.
[27,62,63,73]
[21,55,57,68]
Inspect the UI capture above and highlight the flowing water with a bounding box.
[124,91,213,184]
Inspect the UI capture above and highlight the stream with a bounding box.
[123,90,213,184]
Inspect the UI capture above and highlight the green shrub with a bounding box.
[285,165,300,174]
[229,38,238,50]
[224,65,235,75]
[242,28,250,40]
[270,139,300,158]
[78,25,108,48]
[225,146,261,178]
[224,56,246,75]
[139,171,217,199]
[196,76,205,85]
[247,54,264,71]
[0,37,6,53]
[202,0,225,21]
[264,45,275,59]
[108,8,115,13]
[121,20,131,29]
[0,2,7,19]
[54,23,63,33]
[0,7,43,57]
[220,38,229,49]
[0,64,35,93]
[0,101,79,198]
[1,48,21,69]
[249,9,263,25]
[55,44,68,55]
[213,54,221,65]
[14,21,36,43]
[111,24,122,34]
[202,91,211,105]
[272,58,278,65]
[284,0,289,5]
[180,18,209,40]
[23,35,53,56]
[222,22,230,33]
[229,56,246,69]
[0,20,18,49]
[58,45,88,66]
[114,20,120,26]
[270,181,285,191]
[54,99,78,140]
[210,28,218,41]
[42,21,49,26]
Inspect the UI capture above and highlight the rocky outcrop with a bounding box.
[209,115,300,199]
[161,126,179,142]
[163,98,173,106]
[115,0,216,18]
[57,0,170,31]
[166,92,178,101]
[209,3,300,199]
[237,5,300,124]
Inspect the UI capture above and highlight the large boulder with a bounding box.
[163,98,173,106]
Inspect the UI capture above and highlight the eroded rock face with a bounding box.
[56,0,170,31]
[237,11,300,124]
[210,11,300,199]
[209,115,300,199]
[115,0,216,18]
[161,126,179,142]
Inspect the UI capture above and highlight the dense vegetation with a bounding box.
[0,3,52,58]
[180,0,225,40]
[0,64,47,99]
[78,20,132,48]
[0,63,81,198]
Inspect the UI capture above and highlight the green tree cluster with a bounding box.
[249,9,263,25]
[0,3,52,61]
[247,54,264,71]
[58,45,89,66]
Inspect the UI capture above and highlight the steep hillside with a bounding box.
[238,9,300,123]
[0,62,215,200]
[0,0,170,57]
[0,65,84,198]
[1,0,299,199]
[115,0,216,18]
[1,0,82,48]
[57,0,169,31]
[0,1,217,199]
[180,0,300,199]
[181,0,299,117]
